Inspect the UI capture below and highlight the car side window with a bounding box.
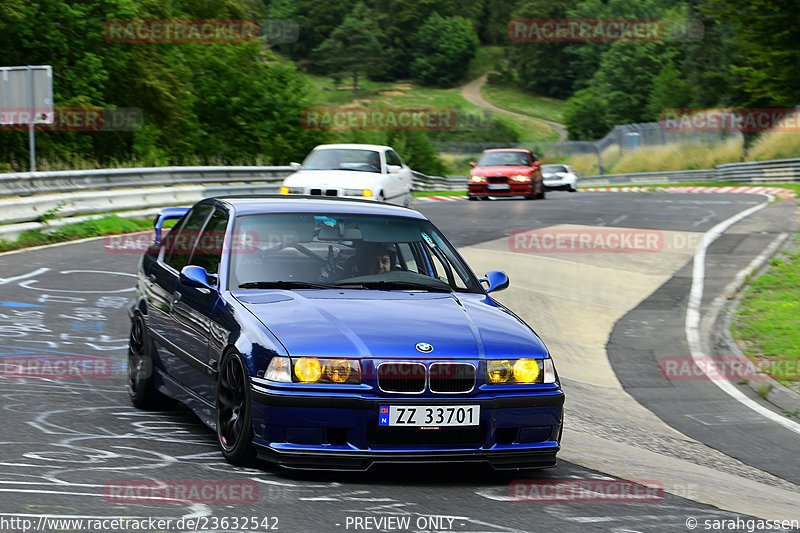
[165,205,213,272]
[189,208,229,275]
[386,150,403,167]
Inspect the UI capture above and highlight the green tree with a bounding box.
[266,0,351,59]
[589,41,674,126]
[704,0,800,107]
[681,3,746,109]
[410,13,479,87]
[506,0,579,99]
[0,0,321,169]
[312,2,384,100]
[563,87,610,140]
[370,0,484,80]
[646,61,691,120]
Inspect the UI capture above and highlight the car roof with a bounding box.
[482,148,531,153]
[311,144,390,151]
[202,195,427,219]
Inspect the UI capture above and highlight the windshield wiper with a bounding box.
[334,280,451,292]
[238,281,334,289]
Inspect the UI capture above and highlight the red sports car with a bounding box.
[468,149,545,200]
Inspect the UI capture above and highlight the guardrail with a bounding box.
[580,158,800,186]
[0,158,795,242]
[0,166,293,197]
[578,169,715,187]
[0,168,465,238]
[411,171,465,192]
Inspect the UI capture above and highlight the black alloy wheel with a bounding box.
[216,352,255,465]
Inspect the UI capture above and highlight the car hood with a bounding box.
[234,290,548,359]
[283,170,384,188]
[470,166,533,177]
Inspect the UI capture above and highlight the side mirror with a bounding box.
[479,270,509,293]
[289,162,301,170]
[153,207,190,245]
[387,164,401,174]
[180,265,215,290]
[469,162,477,168]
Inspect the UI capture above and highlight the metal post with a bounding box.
[596,143,604,175]
[27,66,36,172]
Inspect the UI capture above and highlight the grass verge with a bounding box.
[304,73,557,143]
[0,215,153,254]
[480,84,567,124]
[731,238,800,390]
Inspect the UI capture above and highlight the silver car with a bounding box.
[541,164,579,192]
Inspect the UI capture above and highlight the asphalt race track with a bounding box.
[0,191,798,533]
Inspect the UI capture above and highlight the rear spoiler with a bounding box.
[152,207,190,245]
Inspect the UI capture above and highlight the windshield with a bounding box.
[477,151,531,167]
[542,165,568,173]
[302,149,383,173]
[229,213,482,293]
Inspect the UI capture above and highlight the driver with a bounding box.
[366,151,381,171]
[357,243,394,275]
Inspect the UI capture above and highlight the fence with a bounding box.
[436,121,742,174]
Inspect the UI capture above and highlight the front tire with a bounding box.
[216,351,255,466]
[127,314,172,410]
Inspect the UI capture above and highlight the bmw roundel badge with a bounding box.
[415,342,433,353]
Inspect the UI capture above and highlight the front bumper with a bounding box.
[543,178,576,190]
[468,183,533,197]
[249,383,564,471]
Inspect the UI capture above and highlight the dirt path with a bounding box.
[460,74,568,142]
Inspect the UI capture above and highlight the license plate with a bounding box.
[487,184,510,191]
[378,405,480,427]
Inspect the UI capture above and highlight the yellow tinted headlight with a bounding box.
[295,357,322,382]
[513,359,540,383]
[487,360,513,383]
[326,359,353,383]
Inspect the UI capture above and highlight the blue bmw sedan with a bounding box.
[128,196,564,470]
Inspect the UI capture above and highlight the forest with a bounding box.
[0,0,796,171]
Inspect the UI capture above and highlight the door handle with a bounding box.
[147,274,156,285]
[173,291,182,304]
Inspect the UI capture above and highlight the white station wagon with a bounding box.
[280,144,415,207]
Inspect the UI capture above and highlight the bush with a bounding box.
[746,131,800,161]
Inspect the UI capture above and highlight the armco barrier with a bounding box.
[0,166,293,197]
[580,157,800,185]
[0,168,466,241]
[578,169,715,187]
